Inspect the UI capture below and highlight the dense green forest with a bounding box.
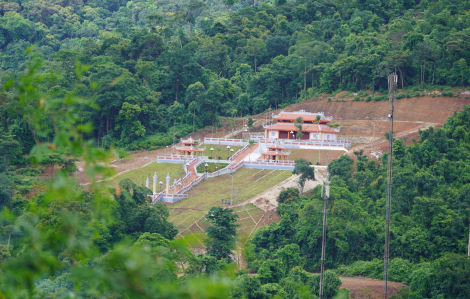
[246,106,470,298]
[1,0,470,154]
[0,62,346,298]
[2,0,470,298]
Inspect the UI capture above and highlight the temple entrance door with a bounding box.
[279,131,288,139]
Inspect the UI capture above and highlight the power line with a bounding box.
[319,153,330,299]
[384,73,397,299]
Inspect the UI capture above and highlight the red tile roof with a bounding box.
[261,152,289,156]
[274,113,330,123]
[267,145,284,150]
[265,123,339,134]
[176,146,204,152]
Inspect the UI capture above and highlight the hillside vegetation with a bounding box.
[245,106,470,298]
[1,1,470,298]
[1,0,470,154]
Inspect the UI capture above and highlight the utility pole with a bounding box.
[319,153,330,299]
[384,73,397,299]
[231,166,234,206]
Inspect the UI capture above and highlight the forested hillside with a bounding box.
[1,0,470,154]
[2,1,470,298]
[245,106,470,298]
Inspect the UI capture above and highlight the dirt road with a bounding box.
[340,276,406,299]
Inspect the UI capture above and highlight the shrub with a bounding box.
[102,135,113,150]
[374,95,387,101]
[16,167,42,176]
[17,185,32,195]
[353,96,360,101]
[365,96,372,102]
[127,134,172,151]
[327,98,332,102]
[357,90,368,97]
[310,270,342,299]
[335,258,414,284]
[278,188,300,204]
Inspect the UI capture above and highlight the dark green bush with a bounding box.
[16,167,42,176]
[335,258,414,284]
[17,185,32,195]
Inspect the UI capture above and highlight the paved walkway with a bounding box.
[233,144,259,163]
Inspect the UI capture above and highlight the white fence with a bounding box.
[156,155,208,163]
[160,194,189,203]
[250,135,264,141]
[255,138,351,148]
[243,160,295,170]
[204,137,248,146]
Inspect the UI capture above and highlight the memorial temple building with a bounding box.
[263,110,340,141]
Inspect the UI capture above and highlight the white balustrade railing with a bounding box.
[204,137,248,146]
[254,138,351,148]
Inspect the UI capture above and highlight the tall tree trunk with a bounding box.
[281,85,284,104]
[176,80,179,101]
[193,107,196,133]
[221,2,233,22]
[7,234,10,250]
[188,21,191,39]
[423,61,426,88]
[304,62,307,91]
[111,107,115,131]
[254,56,257,73]
[468,220,470,256]
[252,0,255,6]
[398,67,404,90]
[4,153,8,173]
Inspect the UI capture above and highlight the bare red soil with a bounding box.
[340,276,406,299]
[75,94,470,183]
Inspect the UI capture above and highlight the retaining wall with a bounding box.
[243,161,295,171]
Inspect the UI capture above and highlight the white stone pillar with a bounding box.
[166,173,171,194]
[153,172,157,194]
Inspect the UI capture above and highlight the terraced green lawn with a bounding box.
[201,146,241,159]
[98,162,185,190]
[100,161,290,249]
[169,168,291,248]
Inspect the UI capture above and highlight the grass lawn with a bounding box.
[172,168,291,210]
[169,168,292,247]
[98,162,185,190]
[196,162,230,173]
[332,289,349,299]
[289,149,345,165]
[201,146,241,159]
